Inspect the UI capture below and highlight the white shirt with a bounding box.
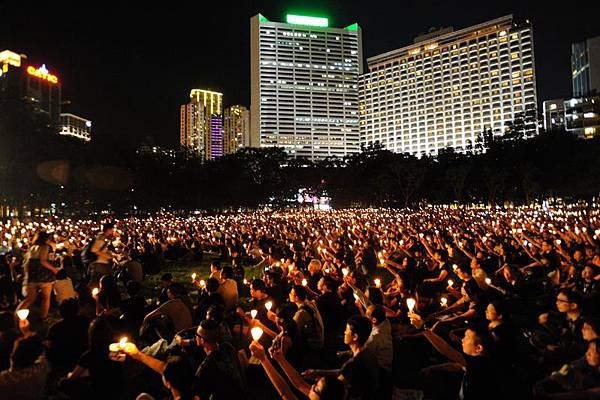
[366,319,393,372]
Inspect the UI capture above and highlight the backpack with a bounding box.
[81,237,106,265]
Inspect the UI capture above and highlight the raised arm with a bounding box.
[250,342,299,400]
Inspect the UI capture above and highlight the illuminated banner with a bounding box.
[27,64,59,84]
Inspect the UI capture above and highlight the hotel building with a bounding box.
[359,15,538,156]
[1,49,62,130]
[250,13,363,161]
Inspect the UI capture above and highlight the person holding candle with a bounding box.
[61,318,124,399]
[249,340,347,400]
[409,313,510,400]
[195,277,225,324]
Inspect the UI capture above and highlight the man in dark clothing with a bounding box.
[303,315,380,400]
[194,319,247,400]
[410,314,512,400]
[46,298,90,369]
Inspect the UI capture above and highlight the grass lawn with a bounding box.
[141,254,264,302]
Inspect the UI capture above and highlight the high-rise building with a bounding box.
[250,13,363,161]
[1,49,62,130]
[359,15,538,156]
[179,89,224,161]
[224,105,250,154]
[542,99,565,132]
[59,113,92,142]
[572,36,600,97]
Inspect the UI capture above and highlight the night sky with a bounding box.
[1,0,598,148]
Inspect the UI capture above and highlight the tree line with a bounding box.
[1,98,599,215]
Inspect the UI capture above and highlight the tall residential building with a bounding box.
[572,36,600,97]
[224,105,250,154]
[542,99,565,132]
[1,49,62,130]
[59,113,92,141]
[359,15,538,156]
[250,13,363,161]
[179,89,224,161]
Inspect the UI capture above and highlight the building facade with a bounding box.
[1,49,62,130]
[224,105,250,154]
[564,96,600,138]
[180,89,224,161]
[572,36,600,97]
[250,14,363,161]
[542,99,565,132]
[359,15,538,157]
[59,113,92,141]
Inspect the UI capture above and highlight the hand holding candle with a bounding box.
[374,278,381,288]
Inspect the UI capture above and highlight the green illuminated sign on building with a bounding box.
[286,14,329,27]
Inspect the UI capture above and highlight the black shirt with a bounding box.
[340,347,380,400]
[47,315,90,367]
[194,342,247,400]
[459,355,504,400]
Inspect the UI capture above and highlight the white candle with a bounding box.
[441,297,448,307]
[447,280,454,287]
[251,327,264,342]
[251,309,258,319]
[406,298,416,312]
[16,309,29,321]
[265,301,273,311]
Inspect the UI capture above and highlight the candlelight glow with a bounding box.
[251,326,264,341]
[251,309,258,319]
[406,298,416,312]
[16,309,29,320]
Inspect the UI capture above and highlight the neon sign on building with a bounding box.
[27,64,59,84]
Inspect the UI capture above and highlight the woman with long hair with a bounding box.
[17,232,59,319]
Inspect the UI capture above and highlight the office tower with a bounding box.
[542,99,565,132]
[180,89,224,161]
[59,113,92,141]
[1,49,62,130]
[250,13,363,161]
[224,105,250,154]
[572,36,600,97]
[359,15,538,156]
